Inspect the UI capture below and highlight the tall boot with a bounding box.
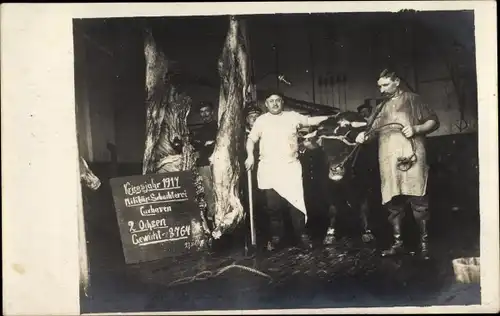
[381,219,405,257]
[299,233,313,250]
[323,227,336,245]
[266,235,281,252]
[418,220,430,260]
[286,205,312,250]
[323,205,337,245]
[265,217,283,252]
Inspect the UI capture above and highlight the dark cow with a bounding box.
[299,111,377,245]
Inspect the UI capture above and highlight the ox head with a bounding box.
[301,111,368,181]
[79,157,101,191]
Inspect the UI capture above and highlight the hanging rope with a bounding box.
[365,123,418,172]
[166,260,273,288]
[344,95,419,173]
[336,122,418,174]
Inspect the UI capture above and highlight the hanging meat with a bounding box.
[142,28,211,245]
[143,28,188,174]
[210,16,251,238]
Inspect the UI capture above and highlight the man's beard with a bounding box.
[381,91,392,98]
[381,89,400,99]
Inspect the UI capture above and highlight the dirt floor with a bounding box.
[81,198,481,313]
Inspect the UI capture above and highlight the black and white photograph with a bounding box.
[74,6,484,314]
[2,2,498,315]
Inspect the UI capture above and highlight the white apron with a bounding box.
[248,111,312,222]
[257,158,308,222]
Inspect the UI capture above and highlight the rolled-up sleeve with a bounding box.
[293,112,311,127]
[412,95,439,125]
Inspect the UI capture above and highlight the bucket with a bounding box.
[452,257,480,284]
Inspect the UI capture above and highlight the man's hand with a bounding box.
[204,140,215,146]
[402,125,417,138]
[355,131,367,144]
[245,156,255,171]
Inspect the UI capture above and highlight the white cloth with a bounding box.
[248,111,309,220]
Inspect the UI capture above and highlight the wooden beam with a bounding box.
[420,77,452,84]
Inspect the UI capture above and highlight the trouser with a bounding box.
[384,194,431,258]
[262,189,307,242]
[325,178,371,232]
[386,194,430,225]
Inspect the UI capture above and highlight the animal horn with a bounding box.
[302,130,318,139]
[351,121,368,128]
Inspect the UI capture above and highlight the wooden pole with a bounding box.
[307,19,316,104]
[243,19,257,248]
[273,22,280,90]
[330,76,335,108]
[77,156,91,297]
[412,15,420,93]
[274,44,280,90]
[247,169,256,246]
[343,74,347,109]
[337,75,341,110]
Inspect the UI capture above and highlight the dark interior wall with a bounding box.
[247,12,478,135]
[109,23,147,164]
[75,19,115,163]
[74,17,226,164]
[86,42,117,162]
[73,24,92,162]
[74,19,147,164]
[74,11,478,165]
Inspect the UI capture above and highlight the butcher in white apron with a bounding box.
[356,69,440,260]
[245,91,331,251]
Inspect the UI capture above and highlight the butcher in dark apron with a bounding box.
[356,69,440,260]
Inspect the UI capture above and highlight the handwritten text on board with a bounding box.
[110,172,203,264]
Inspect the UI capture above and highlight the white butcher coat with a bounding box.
[248,111,309,221]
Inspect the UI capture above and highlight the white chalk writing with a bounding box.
[123,176,180,196]
[124,190,189,207]
[130,224,191,246]
[139,205,172,216]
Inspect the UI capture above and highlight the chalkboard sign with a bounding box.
[110,171,202,265]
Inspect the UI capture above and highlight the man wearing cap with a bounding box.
[357,100,373,120]
[245,105,262,134]
[356,69,440,260]
[245,92,332,250]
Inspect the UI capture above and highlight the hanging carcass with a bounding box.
[80,156,101,191]
[142,28,211,245]
[78,155,100,297]
[209,16,251,239]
